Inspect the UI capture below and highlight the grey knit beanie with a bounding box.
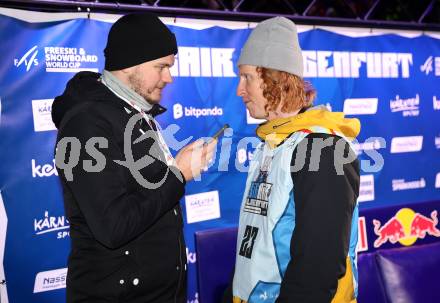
[238,17,303,77]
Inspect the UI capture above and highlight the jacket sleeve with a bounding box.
[56,108,185,249]
[276,133,359,302]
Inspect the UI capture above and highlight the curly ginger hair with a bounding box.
[257,67,316,114]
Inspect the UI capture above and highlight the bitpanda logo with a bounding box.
[173,103,223,119]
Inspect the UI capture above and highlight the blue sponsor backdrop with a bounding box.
[0,10,440,303]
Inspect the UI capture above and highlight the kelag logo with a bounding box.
[34,211,70,239]
[32,159,58,178]
[373,208,440,248]
[173,103,223,119]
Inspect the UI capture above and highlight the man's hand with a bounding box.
[175,139,217,181]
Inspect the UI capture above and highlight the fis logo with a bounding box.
[373,208,440,248]
[14,45,39,71]
[420,56,433,75]
[421,56,440,76]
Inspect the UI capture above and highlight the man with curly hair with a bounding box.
[231,17,361,303]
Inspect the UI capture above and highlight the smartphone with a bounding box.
[205,124,229,145]
[212,124,230,140]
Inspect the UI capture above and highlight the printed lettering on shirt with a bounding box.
[239,225,259,259]
[244,156,273,216]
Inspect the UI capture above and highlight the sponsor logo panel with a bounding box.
[373,208,440,248]
[32,99,56,132]
[185,190,221,223]
[357,216,368,252]
[343,98,378,115]
[434,96,440,111]
[353,139,384,155]
[435,135,440,149]
[392,178,426,191]
[420,56,440,76]
[173,103,223,119]
[14,45,99,73]
[436,173,440,189]
[34,211,70,239]
[390,94,419,117]
[33,268,67,293]
[32,159,58,178]
[0,192,9,302]
[390,136,423,153]
[358,175,375,202]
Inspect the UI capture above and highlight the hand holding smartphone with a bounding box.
[206,124,230,145]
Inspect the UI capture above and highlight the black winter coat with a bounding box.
[52,72,187,303]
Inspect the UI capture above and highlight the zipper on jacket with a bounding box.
[174,214,184,303]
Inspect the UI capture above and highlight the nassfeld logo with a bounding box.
[33,268,67,293]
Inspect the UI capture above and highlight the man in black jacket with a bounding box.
[52,13,215,303]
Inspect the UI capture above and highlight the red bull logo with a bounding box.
[373,208,440,248]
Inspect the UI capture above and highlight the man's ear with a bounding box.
[110,67,134,86]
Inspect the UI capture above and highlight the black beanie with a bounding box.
[104,12,178,71]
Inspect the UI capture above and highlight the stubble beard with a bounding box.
[128,73,163,104]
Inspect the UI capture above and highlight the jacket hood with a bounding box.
[51,71,113,129]
[256,107,361,148]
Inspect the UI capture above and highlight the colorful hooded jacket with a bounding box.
[233,107,361,303]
